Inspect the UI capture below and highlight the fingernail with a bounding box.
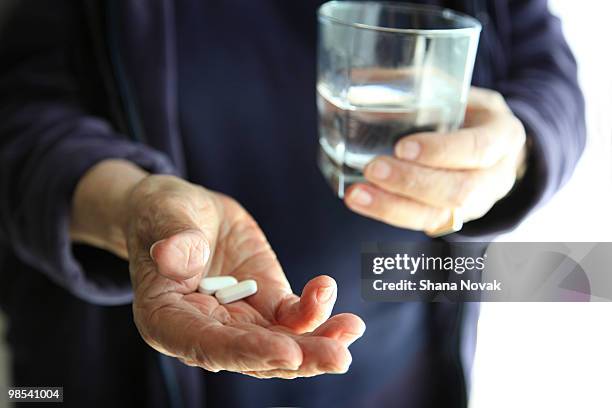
[149,239,166,262]
[370,160,391,180]
[316,286,335,303]
[348,188,373,207]
[398,140,420,160]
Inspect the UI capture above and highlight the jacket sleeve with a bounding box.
[454,0,586,240]
[0,2,176,304]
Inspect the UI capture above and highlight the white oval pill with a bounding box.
[198,276,239,295]
[215,279,258,304]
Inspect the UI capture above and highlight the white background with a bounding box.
[470,1,612,407]
[1,1,611,407]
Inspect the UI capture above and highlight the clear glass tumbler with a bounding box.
[317,1,482,197]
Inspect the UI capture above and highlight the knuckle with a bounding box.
[154,193,190,214]
[130,175,180,205]
[414,134,447,163]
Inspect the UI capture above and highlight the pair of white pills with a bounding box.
[198,276,258,304]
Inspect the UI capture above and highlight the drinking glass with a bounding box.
[317,1,482,197]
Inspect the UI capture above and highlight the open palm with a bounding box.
[126,176,365,378]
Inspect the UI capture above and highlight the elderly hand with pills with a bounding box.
[70,162,365,379]
[127,176,365,378]
[344,88,528,236]
[123,175,365,378]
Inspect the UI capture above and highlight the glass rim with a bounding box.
[318,1,482,37]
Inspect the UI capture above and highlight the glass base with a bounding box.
[317,147,365,198]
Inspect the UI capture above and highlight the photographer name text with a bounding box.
[372,279,502,292]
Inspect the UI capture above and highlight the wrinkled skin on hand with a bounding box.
[125,175,365,378]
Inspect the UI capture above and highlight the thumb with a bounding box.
[149,229,211,281]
